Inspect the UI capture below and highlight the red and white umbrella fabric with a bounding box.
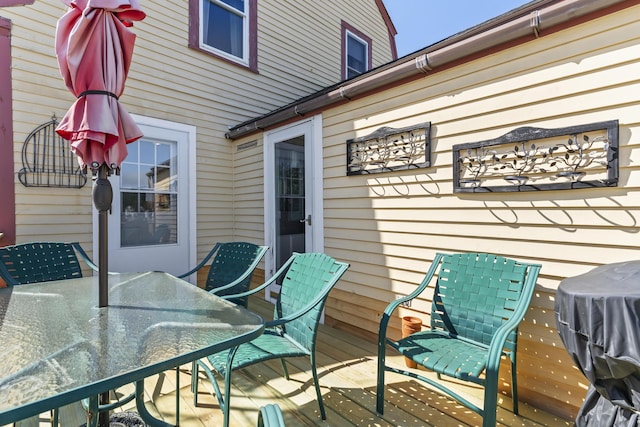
[55,0,145,172]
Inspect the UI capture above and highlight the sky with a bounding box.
[383,0,533,57]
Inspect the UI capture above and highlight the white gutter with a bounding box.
[226,0,631,140]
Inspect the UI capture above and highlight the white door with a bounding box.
[94,116,196,277]
[264,115,324,301]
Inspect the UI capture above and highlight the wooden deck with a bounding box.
[25,295,576,426]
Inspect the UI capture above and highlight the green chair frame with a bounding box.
[191,252,349,427]
[0,242,129,426]
[257,404,285,427]
[178,242,268,307]
[376,252,541,427]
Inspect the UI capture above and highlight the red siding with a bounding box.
[0,16,15,246]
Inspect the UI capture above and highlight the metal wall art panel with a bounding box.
[346,122,431,175]
[18,116,87,188]
[453,120,618,193]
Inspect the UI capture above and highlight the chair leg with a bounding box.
[193,359,225,412]
[191,361,199,405]
[280,358,290,380]
[309,352,326,420]
[222,348,239,427]
[175,366,180,424]
[51,408,59,426]
[482,371,499,427]
[511,354,519,415]
[210,368,224,406]
[86,396,99,427]
[222,370,232,427]
[376,337,386,415]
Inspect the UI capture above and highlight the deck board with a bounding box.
[19,294,575,427]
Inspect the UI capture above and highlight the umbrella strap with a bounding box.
[77,90,119,100]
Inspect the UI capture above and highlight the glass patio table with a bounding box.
[0,271,264,426]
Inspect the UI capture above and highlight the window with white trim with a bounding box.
[346,31,368,78]
[341,21,372,80]
[200,0,249,65]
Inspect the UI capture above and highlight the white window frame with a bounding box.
[345,30,369,79]
[199,0,249,66]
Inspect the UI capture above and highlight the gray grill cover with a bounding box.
[556,260,640,426]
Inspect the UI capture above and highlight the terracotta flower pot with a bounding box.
[401,315,422,368]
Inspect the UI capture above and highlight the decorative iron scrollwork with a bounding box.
[346,122,431,175]
[453,120,618,192]
[18,115,87,188]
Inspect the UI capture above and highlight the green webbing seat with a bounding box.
[0,242,98,286]
[376,252,541,427]
[192,252,349,427]
[178,241,268,307]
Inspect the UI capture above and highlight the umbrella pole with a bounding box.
[93,163,112,308]
[93,163,112,427]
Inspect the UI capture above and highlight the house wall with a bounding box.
[1,0,393,263]
[229,4,640,419]
[3,1,93,249]
[321,6,639,419]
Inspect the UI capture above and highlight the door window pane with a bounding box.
[120,140,178,247]
[275,137,305,271]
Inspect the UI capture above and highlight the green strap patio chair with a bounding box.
[0,242,129,427]
[191,252,349,427]
[376,252,541,427]
[0,241,99,286]
[172,242,268,422]
[178,241,268,307]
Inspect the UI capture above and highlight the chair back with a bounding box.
[207,242,266,306]
[275,253,349,352]
[0,242,84,285]
[430,252,534,353]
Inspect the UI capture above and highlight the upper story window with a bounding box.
[346,32,367,78]
[202,0,246,61]
[341,21,372,80]
[189,0,258,72]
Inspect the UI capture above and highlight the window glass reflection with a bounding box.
[120,162,138,189]
[140,140,155,165]
[120,139,178,248]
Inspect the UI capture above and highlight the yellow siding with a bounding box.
[318,5,640,420]
[3,0,393,263]
[233,138,266,243]
[258,1,394,100]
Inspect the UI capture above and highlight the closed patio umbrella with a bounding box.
[55,3,145,424]
[55,0,145,309]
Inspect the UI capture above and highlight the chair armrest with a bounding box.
[177,243,221,279]
[71,242,99,272]
[210,245,268,294]
[0,260,19,286]
[72,242,118,275]
[264,261,349,328]
[218,253,298,301]
[378,253,444,338]
[485,263,541,368]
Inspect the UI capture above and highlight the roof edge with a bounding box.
[226,0,631,140]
